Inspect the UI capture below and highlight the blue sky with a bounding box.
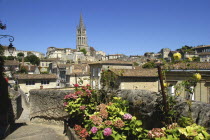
[0,0,210,56]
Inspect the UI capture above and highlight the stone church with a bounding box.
[46,14,105,61]
[76,14,90,52]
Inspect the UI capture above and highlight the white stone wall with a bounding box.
[120,81,159,92]
[19,80,57,94]
[69,75,90,87]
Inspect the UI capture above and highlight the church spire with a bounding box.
[76,13,89,52]
[78,13,85,29]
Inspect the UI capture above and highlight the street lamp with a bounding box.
[8,43,15,56]
[0,35,15,55]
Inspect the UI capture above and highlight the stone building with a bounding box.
[46,14,104,63]
[160,48,171,59]
[193,45,210,62]
[4,60,20,78]
[89,60,133,89]
[14,74,57,94]
[164,62,210,103]
[2,46,44,58]
[39,58,59,73]
[22,65,40,74]
[110,68,159,92]
[67,63,90,87]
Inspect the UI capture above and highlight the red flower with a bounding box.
[82,86,87,90]
[74,84,79,87]
[86,84,90,87]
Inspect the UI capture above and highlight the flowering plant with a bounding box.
[147,123,210,140]
[173,52,182,61]
[64,84,98,126]
[64,85,147,139]
[83,97,145,139]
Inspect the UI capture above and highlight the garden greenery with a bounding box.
[64,84,210,140]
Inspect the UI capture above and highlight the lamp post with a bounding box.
[8,43,15,56]
[0,35,15,56]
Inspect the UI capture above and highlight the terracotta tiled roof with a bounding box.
[69,71,90,76]
[40,58,59,62]
[22,65,37,72]
[170,51,179,54]
[111,68,158,77]
[164,62,210,70]
[74,64,89,69]
[58,64,71,68]
[197,52,210,55]
[193,45,210,49]
[90,47,95,51]
[4,60,19,66]
[14,74,57,80]
[133,66,142,70]
[89,60,132,65]
[108,54,124,56]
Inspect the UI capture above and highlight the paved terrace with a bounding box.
[5,90,68,140]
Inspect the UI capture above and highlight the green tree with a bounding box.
[80,48,87,55]
[133,62,139,66]
[24,54,40,65]
[17,52,24,57]
[19,66,28,74]
[192,56,200,62]
[0,44,4,55]
[7,56,15,60]
[176,45,193,53]
[142,62,156,68]
[27,51,34,56]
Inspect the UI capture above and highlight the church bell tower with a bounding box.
[76,14,89,52]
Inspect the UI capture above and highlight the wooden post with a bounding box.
[157,65,168,123]
[75,74,77,85]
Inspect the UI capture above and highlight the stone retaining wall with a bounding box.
[9,89,22,123]
[117,90,210,132]
[29,89,73,124]
[29,89,210,132]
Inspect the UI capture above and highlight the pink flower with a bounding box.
[148,128,165,138]
[90,127,98,134]
[82,86,87,90]
[104,120,113,126]
[80,106,86,110]
[75,91,82,95]
[67,93,78,99]
[123,113,132,120]
[103,128,112,136]
[86,84,90,87]
[85,89,91,93]
[74,84,79,87]
[63,102,68,106]
[114,119,125,128]
[64,93,78,99]
[90,115,103,126]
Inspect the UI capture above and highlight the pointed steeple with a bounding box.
[78,13,85,29]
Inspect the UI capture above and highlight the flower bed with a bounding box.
[63,84,210,140]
